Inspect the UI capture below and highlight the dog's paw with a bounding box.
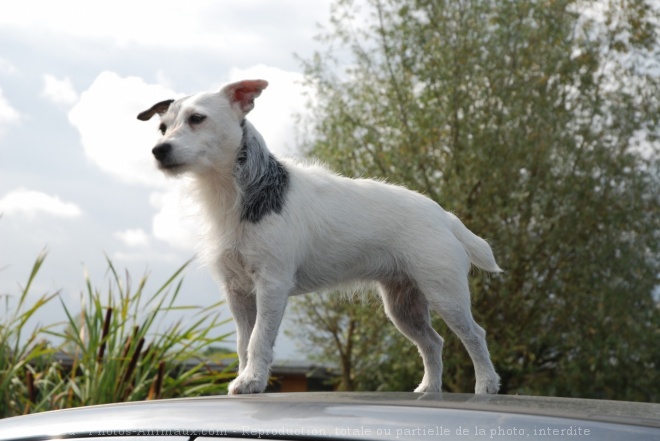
[475,374,500,394]
[228,372,268,395]
[414,381,441,393]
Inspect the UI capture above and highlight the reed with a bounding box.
[0,252,236,417]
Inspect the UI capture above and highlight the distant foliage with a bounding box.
[290,0,660,401]
[0,252,235,418]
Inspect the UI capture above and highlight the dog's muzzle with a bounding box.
[152,143,172,161]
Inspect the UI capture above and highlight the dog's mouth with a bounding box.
[158,161,186,174]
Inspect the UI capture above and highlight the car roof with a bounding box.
[1,392,659,441]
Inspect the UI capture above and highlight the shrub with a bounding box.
[0,252,235,417]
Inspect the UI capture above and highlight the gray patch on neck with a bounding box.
[234,120,290,223]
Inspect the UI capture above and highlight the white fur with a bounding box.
[139,79,501,395]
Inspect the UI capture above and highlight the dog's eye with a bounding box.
[189,114,206,125]
[159,123,167,135]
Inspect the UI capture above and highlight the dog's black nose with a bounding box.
[152,143,172,161]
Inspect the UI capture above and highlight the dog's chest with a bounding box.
[217,248,257,293]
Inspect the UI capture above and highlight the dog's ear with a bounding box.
[221,80,268,117]
[137,99,175,121]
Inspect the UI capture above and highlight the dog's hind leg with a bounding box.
[228,279,292,395]
[378,277,445,393]
[441,309,500,394]
[422,277,500,394]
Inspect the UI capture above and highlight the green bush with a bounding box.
[0,251,236,418]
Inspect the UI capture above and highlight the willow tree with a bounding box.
[288,0,660,401]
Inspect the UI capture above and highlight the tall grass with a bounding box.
[0,251,58,417]
[0,252,236,418]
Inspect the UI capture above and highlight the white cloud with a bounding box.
[114,228,150,248]
[0,87,21,127]
[112,250,182,264]
[0,56,18,75]
[150,187,199,251]
[42,74,79,106]
[0,0,211,48]
[0,188,82,219]
[0,1,330,52]
[68,71,180,188]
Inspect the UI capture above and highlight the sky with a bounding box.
[0,0,335,360]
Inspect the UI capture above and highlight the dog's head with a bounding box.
[137,79,268,176]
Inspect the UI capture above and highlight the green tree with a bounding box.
[287,291,426,391]
[290,0,660,400]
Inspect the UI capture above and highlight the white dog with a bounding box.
[138,79,501,395]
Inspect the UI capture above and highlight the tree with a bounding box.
[289,0,660,400]
[287,291,428,392]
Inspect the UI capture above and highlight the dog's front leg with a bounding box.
[227,280,291,395]
[225,288,256,374]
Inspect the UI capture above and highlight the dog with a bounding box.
[138,79,501,395]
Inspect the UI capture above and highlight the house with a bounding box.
[52,352,336,393]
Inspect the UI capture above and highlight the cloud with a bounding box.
[150,188,199,252]
[0,188,82,219]
[42,74,79,106]
[0,87,21,127]
[0,0,330,52]
[68,71,179,188]
[0,56,18,75]
[15,0,235,49]
[112,250,182,264]
[114,228,150,248]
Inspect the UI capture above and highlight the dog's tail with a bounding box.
[448,213,502,273]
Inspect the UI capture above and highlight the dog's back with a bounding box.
[252,158,499,294]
